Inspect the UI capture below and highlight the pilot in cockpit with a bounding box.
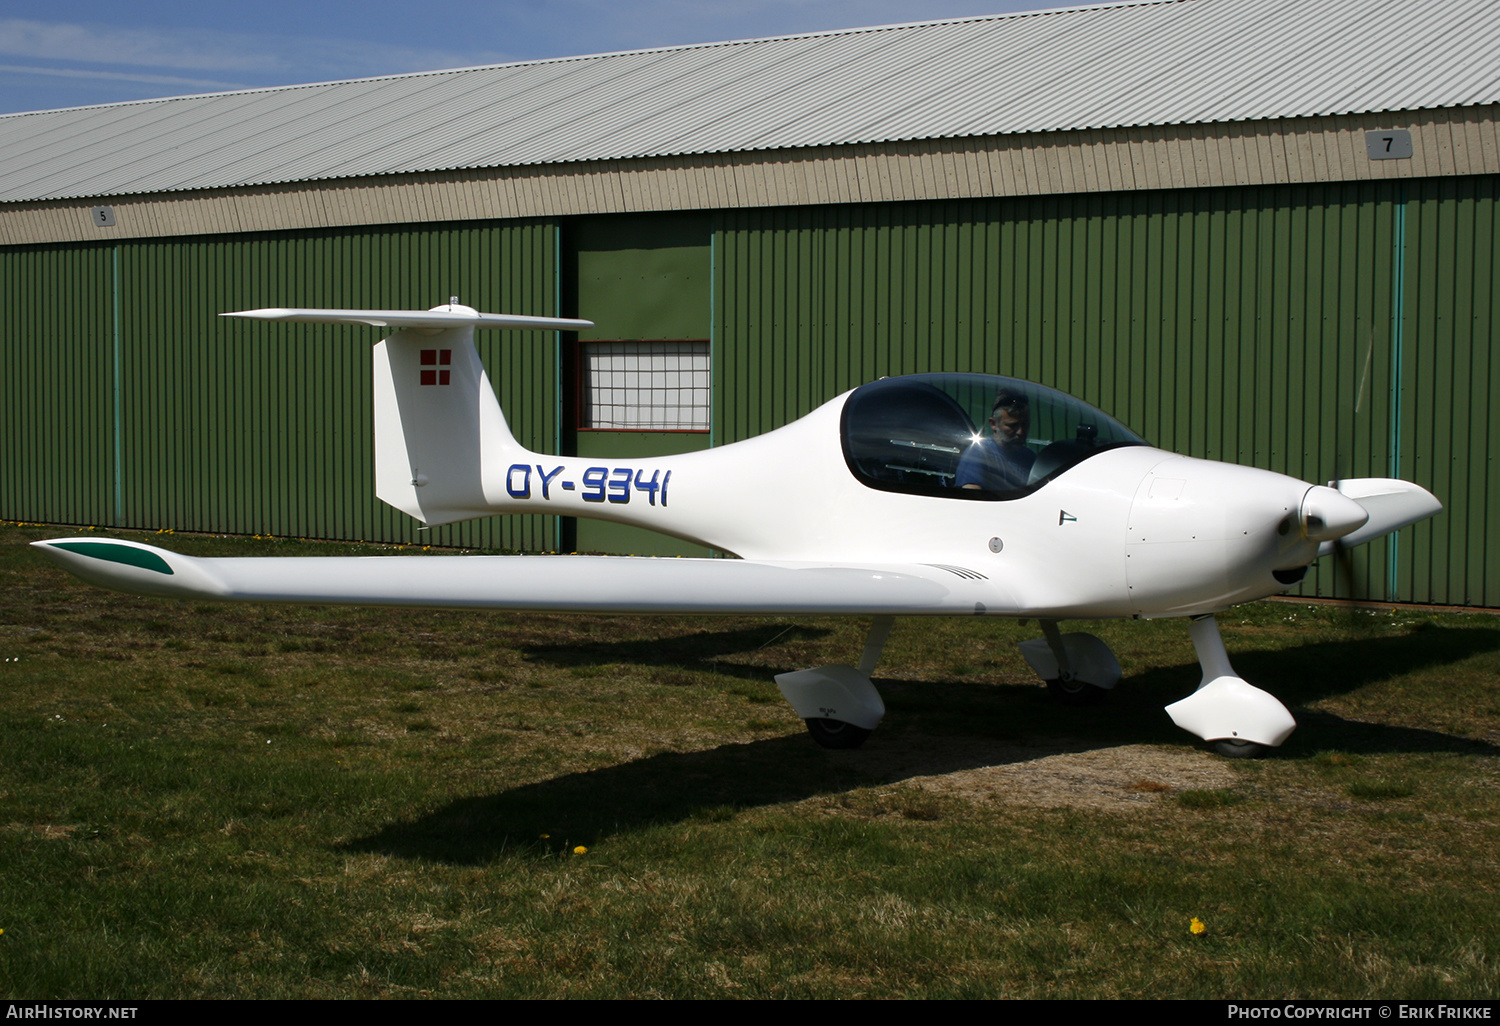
[957,389,1036,490]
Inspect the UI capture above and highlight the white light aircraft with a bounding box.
[34,303,1443,756]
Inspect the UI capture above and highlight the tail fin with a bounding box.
[225,304,592,526]
[371,317,518,525]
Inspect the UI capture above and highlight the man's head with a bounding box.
[989,391,1030,447]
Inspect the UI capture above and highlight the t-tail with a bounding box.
[225,304,592,526]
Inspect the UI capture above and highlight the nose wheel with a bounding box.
[1212,738,1266,759]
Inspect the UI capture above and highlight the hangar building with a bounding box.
[3,0,1498,605]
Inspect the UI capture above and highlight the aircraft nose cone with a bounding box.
[1300,485,1369,542]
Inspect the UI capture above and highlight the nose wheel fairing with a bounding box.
[1164,614,1296,749]
[1164,676,1297,749]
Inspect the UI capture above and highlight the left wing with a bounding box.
[31,538,1015,617]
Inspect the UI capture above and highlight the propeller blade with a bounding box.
[1316,478,1443,557]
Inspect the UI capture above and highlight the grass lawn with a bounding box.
[2,524,1497,998]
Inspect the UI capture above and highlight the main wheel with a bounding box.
[1212,738,1266,759]
[1046,677,1107,707]
[804,717,872,750]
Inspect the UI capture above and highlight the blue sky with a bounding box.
[0,0,1049,115]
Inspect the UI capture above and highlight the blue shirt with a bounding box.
[955,437,1035,490]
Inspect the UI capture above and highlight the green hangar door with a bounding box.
[564,213,714,556]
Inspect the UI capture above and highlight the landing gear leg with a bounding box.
[858,614,895,677]
[1164,613,1296,756]
[775,615,892,749]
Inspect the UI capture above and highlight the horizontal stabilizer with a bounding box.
[224,308,593,332]
[32,539,1010,617]
[1318,478,1443,555]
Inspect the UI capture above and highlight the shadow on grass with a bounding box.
[518,619,1500,699]
[1231,623,1500,705]
[344,624,1499,865]
[342,680,1072,865]
[516,622,835,680]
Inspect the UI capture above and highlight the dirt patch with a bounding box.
[902,743,1238,812]
[812,734,1241,813]
[13,823,79,840]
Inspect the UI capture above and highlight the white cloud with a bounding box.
[0,62,240,90]
[0,18,507,80]
[0,18,263,71]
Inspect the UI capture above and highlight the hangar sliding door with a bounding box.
[565,213,713,556]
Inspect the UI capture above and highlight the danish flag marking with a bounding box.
[420,349,452,386]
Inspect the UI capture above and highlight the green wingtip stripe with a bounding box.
[51,541,175,576]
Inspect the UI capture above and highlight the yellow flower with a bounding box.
[573,845,588,855]
[539,833,549,839]
[1189,917,1206,935]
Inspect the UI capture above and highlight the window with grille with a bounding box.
[579,341,710,431]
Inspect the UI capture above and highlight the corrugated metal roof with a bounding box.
[2,0,1498,203]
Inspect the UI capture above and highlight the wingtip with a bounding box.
[32,537,235,599]
[221,309,288,320]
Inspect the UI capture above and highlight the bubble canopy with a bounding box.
[840,374,1148,500]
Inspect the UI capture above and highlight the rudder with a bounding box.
[373,320,521,525]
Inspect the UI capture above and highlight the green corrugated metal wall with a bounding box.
[6,178,1498,604]
[1403,177,1500,608]
[3,221,560,550]
[714,177,1500,606]
[1,244,114,525]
